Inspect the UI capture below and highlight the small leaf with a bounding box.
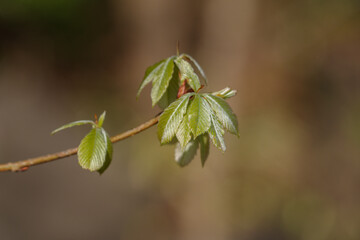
[182,54,208,85]
[198,134,210,167]
[97,129,113,174]
[211,87,237,99]
[175,140,199,167]
[208,114,226,152]
[174,57,201,92]
[151,57,176,106]
[51,120,95,135]
[176,113,192,149]
[157,65,180,109]
[187,94,211,138]
[78,127,110,171]
[204,94,239,136]
[137,59,166,98]
[97,111,106,127]
[158,93,193,144]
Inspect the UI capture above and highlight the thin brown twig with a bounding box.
[0,115,160,173]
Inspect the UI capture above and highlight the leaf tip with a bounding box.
[98,111,106,127]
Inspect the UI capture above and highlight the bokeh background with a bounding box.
[0,0,359,239]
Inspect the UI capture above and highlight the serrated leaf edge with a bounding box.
[204,94,239,136]
[158,93,193,144]
[187,95,212,138]
[151,57,175,106]
[208,113,226,152]
[137,59,166,98]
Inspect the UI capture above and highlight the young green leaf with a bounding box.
[198,134,210,167]
[78,127,111,172]
[208,114,226,152]
[176,113,192,149]
[137,59,166,98]
[175,140,199,167]
[182,54,208,85]
[204,94,239,136]
[174,57,201,92]
[158,93,193,144]
[211,87,237,99]
[97,129,113,174]
[97,111,106,127]
[51,120,95,135]
[187,95,211,138]
[156,64,180,110]
[151,57,176,106]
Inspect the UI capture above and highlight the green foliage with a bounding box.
[176,113,192,149]
[78,127,112,172]
[157,93,193,144]
[204,94,239,136]
[52,111,113,173]
[97,111,106,128]
[137,54,208,108]
[150,57,175,107]
[51,120,95,135]
[211,87,237,99]
[157,66,180,109]
[137,59,165,99]
[137,53,239,167]
[52,52,239,173]
[181,53,208,85]
[174,57,201,91]
[156,91,238,166]
[187,95,211,138]
[208,113,226,152]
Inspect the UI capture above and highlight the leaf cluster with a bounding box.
[137,54,207,109]
[157,92,238,167]
[138,53,239,167]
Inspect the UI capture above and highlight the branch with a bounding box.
[0,115,160,173]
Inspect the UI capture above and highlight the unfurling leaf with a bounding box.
[51,120,95,135]
[174,57,201,92]
[198,134,210,167]
[187,95,212,138]
[175,140,199,167]
[208,114,226,152]
[97,111,106,127]
[158,93,193,144]
[151,57,175,106]
[204,94,239,136]
[78,127,113,172]
[211,87,237,99]
[182,54,208,85]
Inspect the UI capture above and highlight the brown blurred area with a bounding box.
[0,0,360,239]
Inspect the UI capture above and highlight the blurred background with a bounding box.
[0,0,359,239]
